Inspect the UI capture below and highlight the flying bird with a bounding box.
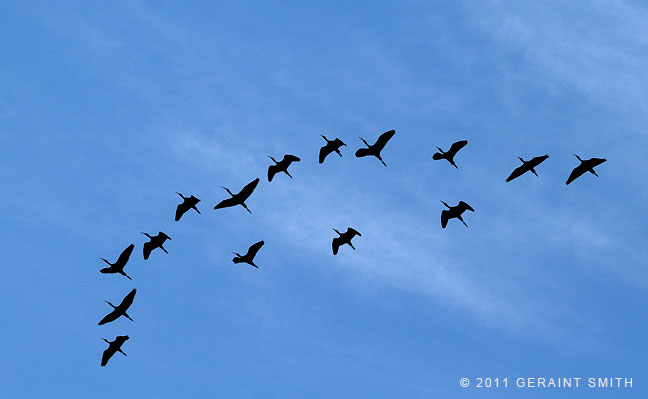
[506,154,549,182]
[141,231,171,260]
[214,178,260,214]
[440,201,474,228]
[332,227,361,255]
[432,140,468,169]
[98,289,136,326]
[232,241,265,268]
[99,244,134,280]
[175,192,201,221]
[101,335,129,367]
[268,154,300,182]
[355,129,395,166]
[319,135,346,163]
[566,155,607,185]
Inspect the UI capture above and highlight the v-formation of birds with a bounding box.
[97,130,606,366]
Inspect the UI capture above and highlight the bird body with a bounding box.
[268,154,300,182]
[99,289,136,325]
[332,227,361,255]
[566,155,606,185]
[440,201,474,228]
[232,240,265,268]
[142,231,171,260]
[99,244,134,280]
[175,192,201,221]
[506,154,549,182]
[319,135,346,163]
[101,335,129,367]
[432,140,468,169]
[355,130,395,166]
[214,178,260,213]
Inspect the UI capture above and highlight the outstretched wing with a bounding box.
[143,242,153,260]
[447,140,468,157]
[238,178,260,200]
[588,158,607,168]
[441,210,450,228]
[101,347,115,367]
[119,289,137,310]
[175,202,189,221]
[319,145,330,163]
[214,197,238,210]
[332,237,341,255]
[283,154,300,163]
[506,165,527,182]
[432,152,444,160]
[347,227,361,237]
[355,147,371,158]
[247,241,265,259]
[566,165,586,185]
[373,130,395,151]
[99,309,119,326]
[268,164,278,182]
[116,244,134,266]
[457,201,474,213]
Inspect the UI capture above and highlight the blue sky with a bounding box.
[1,1,647,397]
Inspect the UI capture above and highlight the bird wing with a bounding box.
[175,202,189,221]
[319,145,330,163]
[506,164,527,182]
[432,152,444,160]
[347,227,361,237]
[99,309,120,326]
[441,210,450,228]
[588,158,607,168]
[283,154,300,163]
[268,164,279,182]
[116,244,134,266]
[355,147,370,158]
[566,165,587,185]
[332,237,341,255]
[529,155,549,168]
[238,178,260,200]
[458,201,474,213]
[373,130,395,151]
[447,140,468,156]
[101,347,115,366]
[247,241,265,258]
[119,289,137,310]
[143,241,153,260]
[214,197,238,210]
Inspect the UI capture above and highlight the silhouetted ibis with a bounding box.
[99,244,134,280]
[332,227,361,255]
[175,192,200,221]
[355,130,395,166]
[268,155,300,182]
[432,140,468,169]
[98,289,136,326]
[141,231,171,260]
[319,135,346,163]
[566,155,607,185]
[214,178,260,214]
[506,154,549,182]
[441,201,474,228]
[101,335,129,367]
[232,241,265,268]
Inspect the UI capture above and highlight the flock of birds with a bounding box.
[97,129,607,366]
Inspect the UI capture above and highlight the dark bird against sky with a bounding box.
[506,154,549,182]
[355,129,395,166]
[332,227,361,255]
[175,192,201,221]
[99,244,134,280]
[232,240,265,268]
[268,154,300,182]
[101,335,129,367]
[441,201,474,228]
[319,135,346,163]
[566,155,607,185]
[432,140,468,169]
[214,178,260,214]
[141,231,171,260]
[98,288,136,326]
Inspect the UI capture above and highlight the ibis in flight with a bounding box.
[141,231,171,260]
[99,244,134,280]
[101,335,129,367]
[440,201,474,228]
[432,140,468,169]
[566,155,607,185]
[214,178,260,214]
[268,154,300,182]
[98,289,136,326]
[506,154,549,182]
[355,129,395,166]
[232,240,265,268]
[332,227,361,255]
[319,135,346,163]
[175,192,201,221]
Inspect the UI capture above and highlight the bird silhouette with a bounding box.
[440,201,474,228]
[141,231,171,260]
[355,129,395,166]
[99,244,134,280]
[232,241,265,268]
[98,289,136,326]
[101,335,129,367]
[432,140,468,169]
[319,135,346,163]
[566,155,607,185]
[214,178,260,214]
[175,192,201,221]
[506,154,549,182]
[332,227,361,255]
[268,155,300,182]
